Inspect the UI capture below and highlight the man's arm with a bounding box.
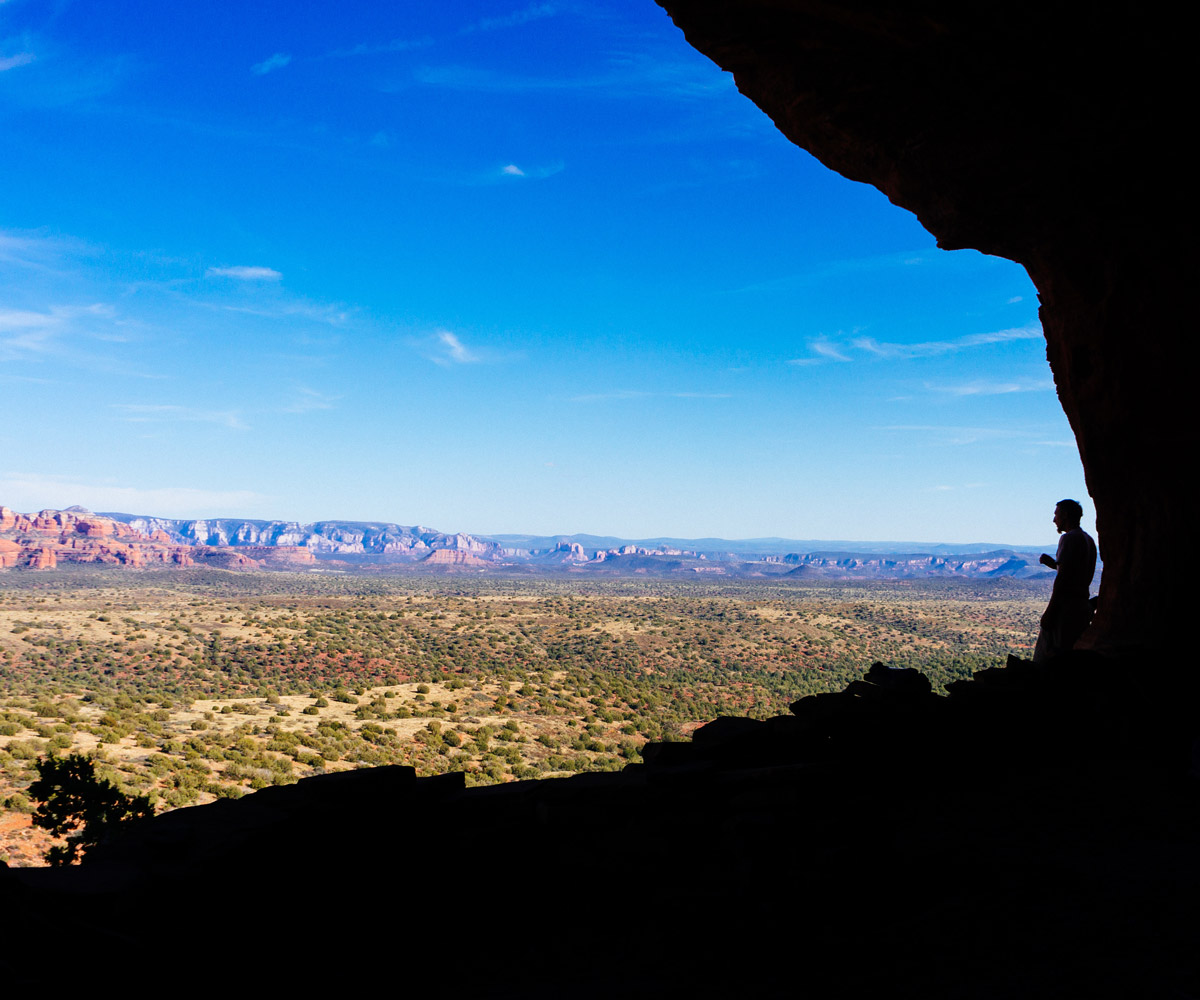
[1040,537,1068,625]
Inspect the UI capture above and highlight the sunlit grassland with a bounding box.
[0,568,1048,864]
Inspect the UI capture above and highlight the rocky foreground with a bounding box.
[3,651,1196,996]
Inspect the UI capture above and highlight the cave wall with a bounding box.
[657,1,1191,655]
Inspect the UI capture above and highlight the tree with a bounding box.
[28,754,154,866]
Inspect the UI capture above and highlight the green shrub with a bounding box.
[6,740,43,760]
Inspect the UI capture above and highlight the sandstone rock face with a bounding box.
[108,514,504,562]
[1,505,504,572]
[783,551,1046,580]
[657,1,1189,654]
[423,548,490,567]
[27,547,57,570]
[0,538,21,568]
[0,506,237,571]
[553,540,589,561]
[242,546,317,567]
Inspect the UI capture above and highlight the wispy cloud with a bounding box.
[570,389,731,402]
[789,337,852,365]
[206,265,282,281]
[0,36,128,107]
[462,3,557,34]
[925,377,1054,396]
[325,37,432,59]
[719,246,1037,299]
[411,329,491,366]
[434,330,479,365]
[0,227,92,273]
[787,324,1043,366]
[496,161,563,181]
[0,303,116,362]
[0,51,34,72]
[213,298,350,326]
[851,325,1043,359]
[412,51,731,102]
[0,472,270,519]
[111,404,247,430]
[281,386,339,413]
[252,52,291,75]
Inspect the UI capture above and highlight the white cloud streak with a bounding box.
[789,337,852,365]
[325,37,431,59]
[496,161,563,181]
[281,386,339,413]
[788,324,1043,366]
[252,52,291,75]
[462,3,557,34]
[851,325,1043,359]
[569,390,731,403]
[206,265,282,281]
[0,303,117,362]
[0,51,34,71]
[925,377,1054,396]
[111,404,247,430]
[436,330,479,364]
[412,52,732,102]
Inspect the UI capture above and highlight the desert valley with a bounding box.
[0,503,1053,865]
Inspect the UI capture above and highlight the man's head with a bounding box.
[1054,499,1084,532]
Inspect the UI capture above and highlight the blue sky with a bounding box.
[0,1,1090,546]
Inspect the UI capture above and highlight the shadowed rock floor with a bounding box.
[3,653,1197,997]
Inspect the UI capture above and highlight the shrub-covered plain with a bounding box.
[0,568,1048,863]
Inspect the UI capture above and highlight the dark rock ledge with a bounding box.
[3,654,1197,998]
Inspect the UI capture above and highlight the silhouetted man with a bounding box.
[1033,499,1097,661]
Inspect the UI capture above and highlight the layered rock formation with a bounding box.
[656,1,1189,655]
[0,506,316,572]
[0,505,511,571]
[104,513,504,562]
[783,550,1044,579]
[0,506,193,569]
[422,548,491,567]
